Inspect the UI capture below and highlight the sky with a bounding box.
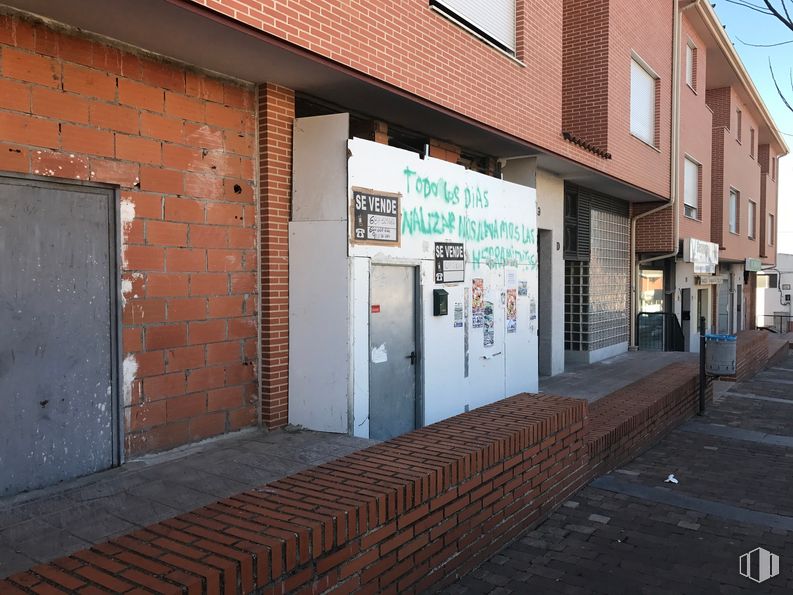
[711,1,793,254]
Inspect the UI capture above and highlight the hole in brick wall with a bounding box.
[234,184,242,194]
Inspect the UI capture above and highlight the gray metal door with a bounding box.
[369,265,417,441]
[717,278,731,334]
[0,177,119,497]
[681,288,691,351]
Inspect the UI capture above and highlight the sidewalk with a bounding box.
[447,353,793,594]
[0,428,377,579]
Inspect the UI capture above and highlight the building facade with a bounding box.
[0,0,786,495]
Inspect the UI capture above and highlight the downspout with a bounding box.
[629,0,700,348]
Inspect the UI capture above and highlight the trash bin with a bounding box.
[704,334,736,376]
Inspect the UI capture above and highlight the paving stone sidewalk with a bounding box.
[447,352,793,594]
[0,428,377,579]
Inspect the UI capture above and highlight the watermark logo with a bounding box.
[739,547,780,584]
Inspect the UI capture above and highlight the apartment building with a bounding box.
[636,2,787,352]
[0,0,785,495]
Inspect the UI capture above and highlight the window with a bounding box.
[430,0,516,54]
[729,188,739,234]
[758,273,778,289]
[772,156,777,180]
[750,128,755,158]
[748,200,756,239]
[768,213,775,246]
[685,43,696,90]
[683,156,699,219]
[736,108,742,142]
[630,57,657,147]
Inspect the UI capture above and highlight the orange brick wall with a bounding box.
[0,13,259,456]
[258,83,294,429]
[187,0,672,200]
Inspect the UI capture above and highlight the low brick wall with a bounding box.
[4,360,725,594]
[722,331,789,382]
[2,394,590,595]
[586,362,712,478]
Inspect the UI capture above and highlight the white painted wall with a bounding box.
[291,119,539,438]
[289,114,350,432]
[756,253,793,329]
[348,139,538,431]
[536,168,565,376]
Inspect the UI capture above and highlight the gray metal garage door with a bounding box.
[0,176,119,497]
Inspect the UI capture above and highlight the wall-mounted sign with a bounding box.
[434,242,465,283]
[696,275,726,285]
[683,238,718,274]
[351,187,400,245]
[745,257,762,272]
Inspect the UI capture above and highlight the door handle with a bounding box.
[405,351,416,365]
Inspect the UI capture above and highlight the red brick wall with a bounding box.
[0,13,259,455]
[707,87,764,261]
[678,15,712,244]
[562,0,610,152]
[635,201,674,253]
[258,84,294,429]
[186,0,672,200]
[758,144,778,263]
[587,361,712,476]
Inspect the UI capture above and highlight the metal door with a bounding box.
[0,177,119,497]
[717,278,731,334]
[369,265,417,441]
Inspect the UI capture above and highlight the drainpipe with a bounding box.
[629,0,700,348]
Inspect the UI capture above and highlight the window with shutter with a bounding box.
[683,157,699,219]
[630,58,657,146]
[729,188,739,234]
[430,0,516,54]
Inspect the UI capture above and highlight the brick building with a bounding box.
[635,2,787,352]
[0,0,785,495]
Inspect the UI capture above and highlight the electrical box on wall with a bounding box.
[433,289,449,316]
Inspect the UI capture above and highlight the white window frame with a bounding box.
[683,155,699,219]
[748,200,756,240]
[630,54,658,148]
[729,188,739,234]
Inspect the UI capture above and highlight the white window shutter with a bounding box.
[433,0,516,52]
[684,158,698,210]
[630,59,655,145]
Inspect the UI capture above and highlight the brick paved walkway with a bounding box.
[447,352,793,594]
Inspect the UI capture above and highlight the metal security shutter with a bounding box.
[431,0,516,52]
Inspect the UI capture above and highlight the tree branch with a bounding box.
[724,0,774,15]
[736,35,793,46]
[769,58,793,112]
[763,0,793,31]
